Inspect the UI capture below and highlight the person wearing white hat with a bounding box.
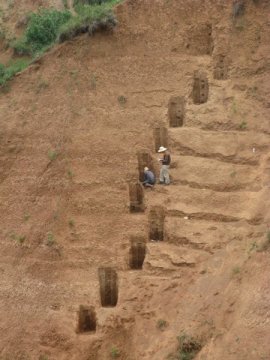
[158,146,171,185]
[142,167,156,188]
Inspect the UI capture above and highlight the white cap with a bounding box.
[144,167,149,172]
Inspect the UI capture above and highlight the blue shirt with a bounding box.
[144,170,156,184]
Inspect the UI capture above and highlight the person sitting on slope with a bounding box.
[142,167,156,188]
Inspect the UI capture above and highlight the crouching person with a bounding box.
[143,167,156,188]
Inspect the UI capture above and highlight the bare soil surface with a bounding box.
[0,0,270,359]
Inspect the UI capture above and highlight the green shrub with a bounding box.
[5,1,120,89]
[157,319,168,330]
[74,2,114,18]
[46,232,55,246]
[74,0,112,6]
[39,355,49,360]
[10,232,26,245]
[58,4,117,42]
[11,37,31,56]
[48,150,58,161]
[176,333,202,360]
[239,121,247,130]
[118,95,127,104]
[25,9,71,52]
[232,266,241,275]
[110,346,120,358]
[0,59,30,86]
[0,64,5,78]
[68,219,75,227]
[12,2,119,56]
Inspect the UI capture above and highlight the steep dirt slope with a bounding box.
[0,0,270,359]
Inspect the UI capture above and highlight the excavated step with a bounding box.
[169,127,270,165]
[150,186,263,224]
[164,217,265,251]
[170,155,261,192]
[144,242,207,271]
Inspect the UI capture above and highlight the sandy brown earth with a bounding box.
[0,0,270,359]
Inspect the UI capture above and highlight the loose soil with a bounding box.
[0,0,270,359]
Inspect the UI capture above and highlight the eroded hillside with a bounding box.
[0,1,270,359]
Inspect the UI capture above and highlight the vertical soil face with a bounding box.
[77,305,97,333]
[148,206,165,241]
[185,23,214,55]
[153,127,168,152]
[98,267,118,307]
[168,96,185,127]
[214,55,229,80]
[192,71,209,104]
[128,181,145,213]
[137,151,155,182]
[129,238,146,269]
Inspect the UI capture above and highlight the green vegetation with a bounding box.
[68,219,75,227]
[10,233,26,245]
[118,95,127,105]
[2,1,119,89]
[67,169,74,178]
[12,9,71,56]
[58,2,117,42]
[17,235,26,245]
[46,232,55,246]
[175,333,202,360]
[39,355,49,360]
[110,346,120,358]
[232,266,241,275]
[48,150,58,161]
[0,59,30,86]
[157,319,168,330]
[239,121,247,130]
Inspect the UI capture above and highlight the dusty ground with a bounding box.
[0,0,270,359]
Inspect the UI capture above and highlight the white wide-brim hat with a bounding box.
[144,167,149,171]
[158,146,167,153]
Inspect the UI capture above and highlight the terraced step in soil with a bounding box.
[149,185,263,223]
[169,127,270,165]
[144,242,207,271]
[170,155,261,192]
[164,217,265,251]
